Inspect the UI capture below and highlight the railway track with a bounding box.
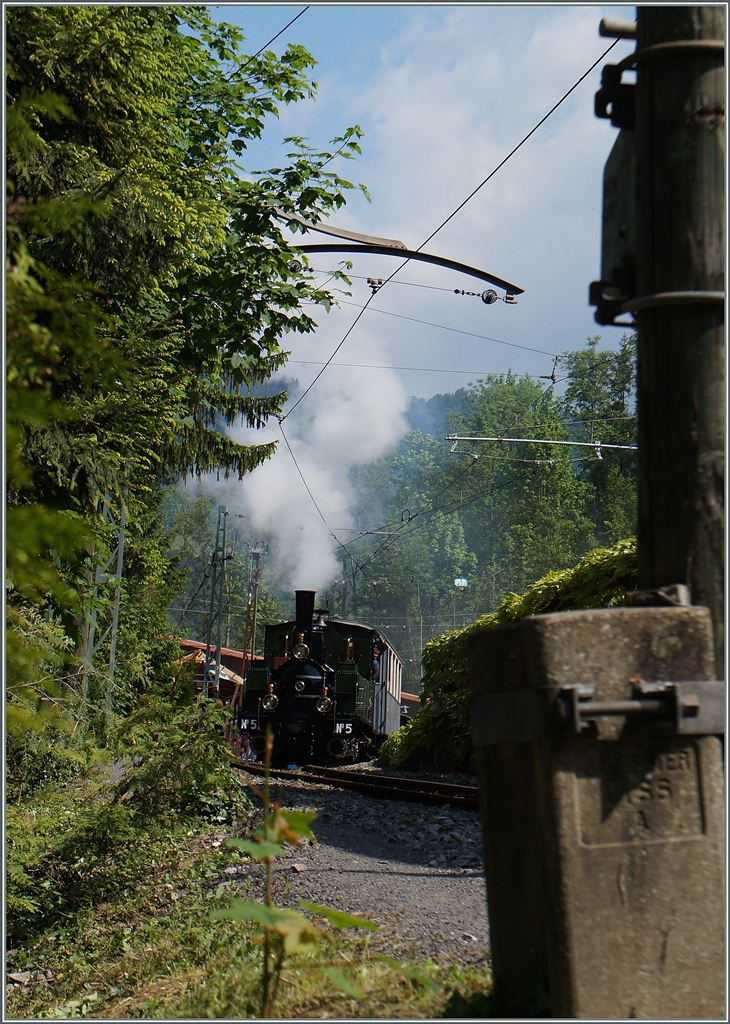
[233,762,480,810]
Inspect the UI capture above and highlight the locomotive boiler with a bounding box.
[235,590,403,768]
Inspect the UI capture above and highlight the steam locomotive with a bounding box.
[234,590,403,768]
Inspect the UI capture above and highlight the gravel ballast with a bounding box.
[224,766,491,966]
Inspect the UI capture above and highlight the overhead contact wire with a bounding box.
[415,37,620,249]
[283,37,620,418]
[278,421,354,562]
[228,7,310,79]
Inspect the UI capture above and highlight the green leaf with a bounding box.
[277,809,318,841]
[300,901,378,931]
[224,838,282,859]
[211,899,321,953]
[322,966,365,999]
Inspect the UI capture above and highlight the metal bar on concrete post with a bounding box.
[634,6,725,673]
[468,608,724,1018]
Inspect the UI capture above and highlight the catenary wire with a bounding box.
[352,471,527,575]
[281,292,379,419]
[278,420,355,564]
[343,377,562,548]
[281,38,620,419]
[311,269,480,296]
[286,360,550,377]
[302,297,559,357]
[278,410,485,581]
[227,7,310,79]
[339,366,632,551]
[416,38,620,250]
[175,564,214,629]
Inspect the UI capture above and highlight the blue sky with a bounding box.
[212,4,636,400]
[211,4,639,589]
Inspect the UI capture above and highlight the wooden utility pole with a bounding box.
[467,12,725,1017]
[634,6,725,672]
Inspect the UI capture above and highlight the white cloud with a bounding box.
[208,5,636,596]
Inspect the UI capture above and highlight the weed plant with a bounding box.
[7,713,493,1019]
[6,695,250,943]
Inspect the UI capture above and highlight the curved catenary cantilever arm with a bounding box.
[275,209,524,295]
[294,243,524,295]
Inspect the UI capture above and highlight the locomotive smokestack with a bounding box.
[295,590,316,638]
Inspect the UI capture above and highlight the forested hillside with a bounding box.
[348,333,636,685]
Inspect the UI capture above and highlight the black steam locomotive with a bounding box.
[235,590,403,768]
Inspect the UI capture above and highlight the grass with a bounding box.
[6,813,493,1019]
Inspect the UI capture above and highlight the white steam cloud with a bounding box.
[228,323,409,595]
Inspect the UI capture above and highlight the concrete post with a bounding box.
[469,607,724,1018]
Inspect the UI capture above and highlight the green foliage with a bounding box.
[6,5,366,507]
[301,901,379,933]
[214,899,323,954]
[6,6,367,731]
[379,537,637,771]
[342,336,636,688]
[213,728,377,1016]
[561,333,637,545]
[6,726,90,803]
[6,781,139,942]
[449,373,595,598]
[111,695,247,821]
[6,696,252,943]
[5,605,76,736]
[5,194,106,730]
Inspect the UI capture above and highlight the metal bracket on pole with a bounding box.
[276,209,524,298]
[446,434,637,454]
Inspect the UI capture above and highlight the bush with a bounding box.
[6,730,87,803]
[389,538,637,772]
[6,693,253,943]
[111,695,249,822]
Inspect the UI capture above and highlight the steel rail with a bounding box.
[233,762,479,810]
